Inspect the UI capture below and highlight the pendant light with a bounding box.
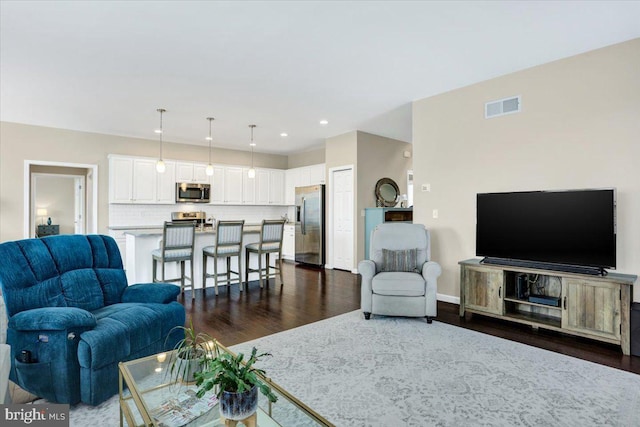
[205,117,214,176]
[155,108,166,173]
[247,124,256,178]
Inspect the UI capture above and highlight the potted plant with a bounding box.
[166,320,214,383]
[195,343,278,421]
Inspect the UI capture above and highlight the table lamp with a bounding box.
[37,208,47,225]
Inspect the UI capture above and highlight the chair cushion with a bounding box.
[203,245,241,256]
[151,248,192,260]
[372,272,425,297]
[380,248,419,273]
[245,242,280,252]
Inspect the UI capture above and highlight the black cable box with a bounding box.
[528,295,560,307]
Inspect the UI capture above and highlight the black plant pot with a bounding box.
[220,385,258,421]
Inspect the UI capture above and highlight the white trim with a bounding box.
[327,164,355,272]
[437,293,460,305]
[24,160,98,238]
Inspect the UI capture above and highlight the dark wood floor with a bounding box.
[179,261,640,375]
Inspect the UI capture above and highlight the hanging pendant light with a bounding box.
[247,124,256,178]
[155,108,166,173]
[205,117,214,176]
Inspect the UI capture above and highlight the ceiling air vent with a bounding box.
[485,95,521,119]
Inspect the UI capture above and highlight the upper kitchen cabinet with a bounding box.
[283,163,326,205]
[269,169,285,205]
[109,155,176,204]
[255,169,270,205]
[210,166,225,204]
[224,166,244,204]
[176,161,210,184]
[242,168,256,204]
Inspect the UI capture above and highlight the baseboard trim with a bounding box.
[437,293,460,305]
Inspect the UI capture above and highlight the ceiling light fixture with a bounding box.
[247,124,256,179]
[205,117,214,176]
[155,108,166,173]
[280,132,288,137]
[319,119,329,125]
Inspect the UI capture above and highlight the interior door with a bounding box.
[332,168,353,271]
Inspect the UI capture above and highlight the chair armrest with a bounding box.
[421,261,442,281]
[122,283,180,304]
[9,307,96,331]
[357,260,376,278]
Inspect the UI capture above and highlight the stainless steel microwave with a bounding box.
[175,183,210,203]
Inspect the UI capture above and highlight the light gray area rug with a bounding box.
[68,311,640,426]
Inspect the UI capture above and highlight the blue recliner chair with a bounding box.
[0,234,186,405]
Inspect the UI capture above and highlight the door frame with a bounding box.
[327,164,356,273]
[24,160,98,238]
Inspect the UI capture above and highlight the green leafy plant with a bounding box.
[165,320,214,382]
[195,345,278,403]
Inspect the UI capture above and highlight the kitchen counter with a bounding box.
[123,225,262,237]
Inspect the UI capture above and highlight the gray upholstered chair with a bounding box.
[358,223,441,323]
[203,220,245,294]
[245,219,286,289]
[152,221,196,299]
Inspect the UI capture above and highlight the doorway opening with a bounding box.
[24,161,98,238]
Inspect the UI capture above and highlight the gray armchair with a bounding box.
[358,223,441,323]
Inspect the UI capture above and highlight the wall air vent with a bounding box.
[485,95,521,119]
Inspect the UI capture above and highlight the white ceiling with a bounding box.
[1,1,639,155]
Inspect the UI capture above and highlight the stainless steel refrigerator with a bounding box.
[295,184,325,266]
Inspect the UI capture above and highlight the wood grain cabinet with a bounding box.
[459,259,636,355]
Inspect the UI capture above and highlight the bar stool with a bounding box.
[202,220,245,295]
[152,221,196,299]
[245,219,286,289]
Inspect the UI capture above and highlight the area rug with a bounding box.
[68,311,640,426]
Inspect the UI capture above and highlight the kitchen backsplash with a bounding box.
[109,204,291,227]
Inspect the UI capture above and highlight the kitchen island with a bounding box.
[124,225,266,292]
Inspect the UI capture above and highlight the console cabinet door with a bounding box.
[462,267,503,315]
[561,279,621,341]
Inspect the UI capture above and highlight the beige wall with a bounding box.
[356,131,412,262]
[287,147,325,168]
[0,122,288,242]
[412,38,640,302]
[34,175,76,235]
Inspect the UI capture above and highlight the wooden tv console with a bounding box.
[459,259,637,355]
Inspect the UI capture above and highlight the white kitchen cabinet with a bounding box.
[310,163,326,184]
[156,160,176,203]
[299,167,311,187]
[255,169,270,205]
[224,167,244,204]
[282,224,295,260]
[284,169,297,205]
[242,168,256,204]
[109,157,134,203]
[176,162,210,183]
[210,166,225,204]
[269,170,285,205]
[132,159,158,203]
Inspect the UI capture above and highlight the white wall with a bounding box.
[412,38,640,302]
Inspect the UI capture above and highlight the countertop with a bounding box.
[123,225,263,237]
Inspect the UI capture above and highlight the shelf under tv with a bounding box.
[480,257,607,277]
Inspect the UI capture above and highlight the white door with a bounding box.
[332,167,354,271]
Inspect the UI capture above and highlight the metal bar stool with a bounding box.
[244,219,286,289]
[152,221,196,299]
[202,220,245,295]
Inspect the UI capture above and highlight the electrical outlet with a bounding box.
[421,184,431,192]
[432,209,439,219]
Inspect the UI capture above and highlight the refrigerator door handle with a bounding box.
[301,197,306,235]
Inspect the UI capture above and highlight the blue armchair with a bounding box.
[0,235,185,405]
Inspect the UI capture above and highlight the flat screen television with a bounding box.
[476,189,616,275]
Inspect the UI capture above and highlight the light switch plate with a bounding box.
[421,184,431,192]
[433,209,439,219]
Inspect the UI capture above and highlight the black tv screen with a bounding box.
[476,189,616,270]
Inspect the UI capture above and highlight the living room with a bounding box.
[1,1,640,426]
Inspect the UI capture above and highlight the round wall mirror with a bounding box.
[374,178,400,207]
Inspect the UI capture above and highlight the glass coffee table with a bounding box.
[119,342,333,427]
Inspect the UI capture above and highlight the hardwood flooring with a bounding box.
[179,261,640,375]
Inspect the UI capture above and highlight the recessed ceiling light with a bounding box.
[250,143,256,147]
[154,129,163,134]
[205,136,212,141]
[280,132,288,137]
[319,120,329,125]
